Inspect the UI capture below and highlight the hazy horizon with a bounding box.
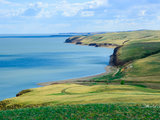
[0,0,160,34]
[0,29,158,35]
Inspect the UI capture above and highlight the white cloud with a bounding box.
[0,0,109,18]
[0,0,20,6]
[36,10,53,18]
[7,9,25,17]
[4,2,54,18]
[94,0,108,6]
[54,23,71,27]
[81,11,94,17]
[0,8,25,17]
[1,0,160,33]
[87,0,108,8]
[58,0,108,17]
[59,0,82,17]
[28,2,49,8]
[157,16,160,21]
[0,0,11,4]
[139,10,146,16]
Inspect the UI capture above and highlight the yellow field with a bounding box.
[73,30,160,45]
[1,84,160,110]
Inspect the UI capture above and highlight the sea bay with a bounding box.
[0,36,113,100]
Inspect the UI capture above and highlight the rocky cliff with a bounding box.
[65,36,121,66]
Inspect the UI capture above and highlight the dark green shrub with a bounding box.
[121,80,125,85]
[16,89,32,97]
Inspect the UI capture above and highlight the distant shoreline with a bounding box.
[0,35,74,38]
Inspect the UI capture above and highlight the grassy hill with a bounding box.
[0,84,160,110]
[67,30,160,88]
[0,30,160,119]
[66,30,160,46]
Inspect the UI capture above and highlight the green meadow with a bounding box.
[0,84,160,110]
[70,30,160,45]
[73,30,160,89]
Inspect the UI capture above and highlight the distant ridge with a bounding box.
[58,32,107,35]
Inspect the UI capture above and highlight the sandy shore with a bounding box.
[38,66,115,86]
[38,41,116,86]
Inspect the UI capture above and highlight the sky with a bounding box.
[0,0,160,34]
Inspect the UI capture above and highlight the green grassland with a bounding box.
[0,84,160,110]
[117,42,160,65]
[68,30,160,45]
[0,30,160,119]
[121,52,160,89]
[71,30,160,89]
[1,104,160,120]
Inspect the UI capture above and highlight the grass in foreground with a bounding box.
[0,84,160,110]
[0,104,160,120]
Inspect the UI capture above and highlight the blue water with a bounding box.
[0,36,113,100]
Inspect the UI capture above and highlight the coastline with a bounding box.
[0,36,118,101]
[38,38,118,86]
[38,66,115,86]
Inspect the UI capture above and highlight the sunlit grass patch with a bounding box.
[1,84,160,110]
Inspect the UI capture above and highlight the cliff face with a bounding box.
[65,36,81,43]
[109,46,123,66]
[65,36,119,47]
[65,36,121,66]
[65,36,86,44]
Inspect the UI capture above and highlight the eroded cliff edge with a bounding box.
[65,36,121,66]
[65,36,119,47]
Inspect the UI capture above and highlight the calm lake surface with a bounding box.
[0,36,113,100]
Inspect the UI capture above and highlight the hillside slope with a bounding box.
[66,30,160,88]
[66,30,160,47]
[0,84,160,110]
